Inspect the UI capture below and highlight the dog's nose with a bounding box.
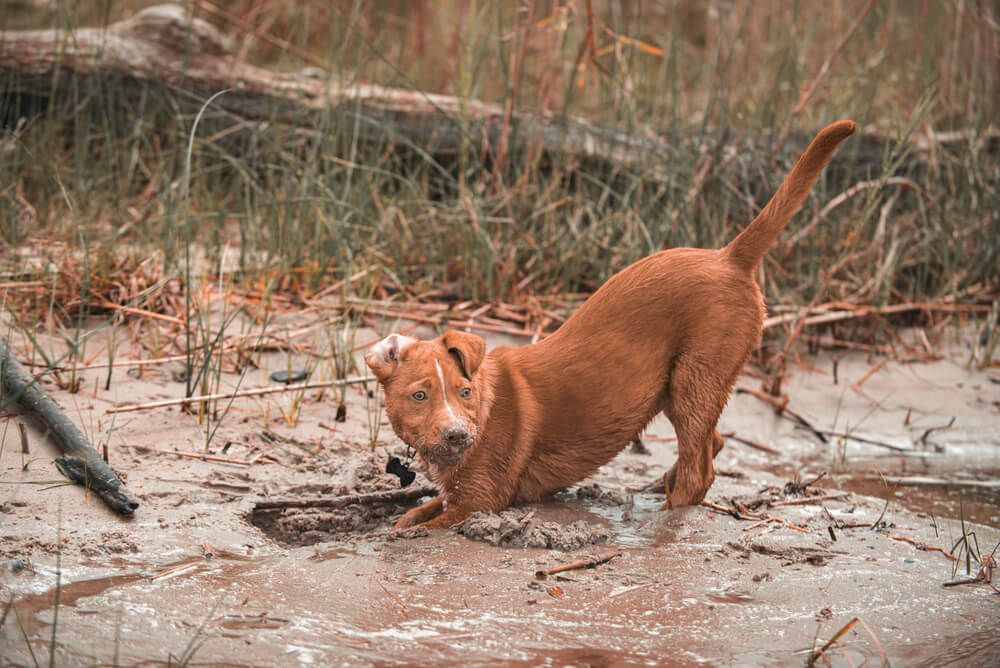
[443,424,470,447]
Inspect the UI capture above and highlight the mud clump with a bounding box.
[570,483,626,506]
[457,511,611,551]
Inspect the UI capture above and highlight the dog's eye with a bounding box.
[411,391,428,401]
[459,387,472,398]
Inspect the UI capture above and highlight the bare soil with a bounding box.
[1,324,998,666]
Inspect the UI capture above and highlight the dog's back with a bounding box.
[502,121,858,503]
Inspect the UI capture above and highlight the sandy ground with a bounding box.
[1,322,998,666]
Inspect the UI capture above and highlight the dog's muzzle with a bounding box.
[432,423,474,466]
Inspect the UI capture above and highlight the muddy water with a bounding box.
[2,327,999,665]
[5,500,999,665]
[835,474,1000,529]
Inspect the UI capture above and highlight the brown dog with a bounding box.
[366,120,857,529]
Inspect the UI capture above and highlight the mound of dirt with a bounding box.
[457,510,612,551]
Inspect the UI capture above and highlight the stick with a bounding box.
[735,387,828,444]
[702,501,809,533]
[122,445,251,466]
[772,492,851,507]
[1,337,139,515]
[785,177,919,247]
[809,617,860,666]
[721,432,780,455]
[253,486,437,512]
[888,534,958,561]
[106,375,375,413]
[816,429,907,452]
[763,301,991,331]
[535,551,622,580]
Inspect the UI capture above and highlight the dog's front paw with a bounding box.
[393,509,425,530]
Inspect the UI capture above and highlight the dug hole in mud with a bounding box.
[1,322,998,665]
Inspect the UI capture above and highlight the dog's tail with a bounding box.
[723,120,856,272]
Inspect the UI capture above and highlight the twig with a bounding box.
[817,429,907,452]
[785,177,919,247]
[99,300,185,325]
[851,360,888,390]
[888,534,958,561]
[919,416,955,446]
[703,501,808,533]
[735,387,828,444]
[123,445,251,466]
[772,492,851,507]
[702,500,759,520]
[253,486,437,512]
[762,301,991,331]
[809,617,860,666]
[535,551,622,580]
[375,577,409,614]
[721,431,780,455]
[106,375,375,413]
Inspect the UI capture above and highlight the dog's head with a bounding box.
[365,330,487,468]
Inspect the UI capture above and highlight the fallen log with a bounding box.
[3,3,983,181]
[0,337,140,515]
[0,4,672,176]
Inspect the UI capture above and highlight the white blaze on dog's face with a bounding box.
[364,330,486,467]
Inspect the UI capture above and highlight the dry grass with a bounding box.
[1,1,997,363]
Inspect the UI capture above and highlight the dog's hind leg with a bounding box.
[660,353,741,508]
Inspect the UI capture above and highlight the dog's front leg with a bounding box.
[417,479,521,529]
[418,505,474,530]
[394,495,444,529]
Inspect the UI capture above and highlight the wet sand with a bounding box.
[1,325,998,665]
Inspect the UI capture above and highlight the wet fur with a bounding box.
[367,121,857,529]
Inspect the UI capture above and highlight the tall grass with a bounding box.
[1,1,997,336]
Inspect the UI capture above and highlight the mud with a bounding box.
[1,324,998,665]
[457,509,612,550]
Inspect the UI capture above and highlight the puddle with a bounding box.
[10,552,258,634]
[581,493,663,548]
[10,571,149,626]
[706,589,754,605]
[834,475,1000,528]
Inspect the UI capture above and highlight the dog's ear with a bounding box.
[441,330,486,379]
[364,333,416,382]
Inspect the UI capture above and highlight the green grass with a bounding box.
[1,1,997,342]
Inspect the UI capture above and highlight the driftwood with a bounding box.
[0,338,140,515]
[0,4,671,175]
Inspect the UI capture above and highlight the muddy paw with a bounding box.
[392,511,422,530]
